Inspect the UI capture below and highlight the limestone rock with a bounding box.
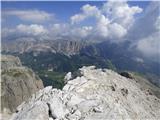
[11,101,49,120]
[10,66,160,120]
[1,55,22,69]
[1,55,44,116]
[64,72,72,83]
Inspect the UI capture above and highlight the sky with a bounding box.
[1,1,160,60]
[2,1,149,26]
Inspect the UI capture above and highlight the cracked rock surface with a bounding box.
[11,66,160,120]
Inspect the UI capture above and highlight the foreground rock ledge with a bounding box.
[11,66,160,120]
[1,55,44,119]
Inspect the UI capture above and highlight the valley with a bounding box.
[3,40,160,89]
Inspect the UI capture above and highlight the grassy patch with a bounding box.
[38,70,65,89]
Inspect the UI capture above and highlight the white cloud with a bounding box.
[95,15,110,37]
[50,23,93,39]
[16,24,48,36]
[82,4,101,17]
[127,2,159,40]
[4,9,53,23]
[108,23,127,39]
[71,4,100,24]
[71,26,93,38]
[2,23,93,41]
[2,1,143,41]
[50,23,70,36]
[95,15,127,39]
[70,1,142,40]
[136,32,160,58]
[129,2,160,60]
[2,24,48,41]
[71,14,86,24]
[102,1,142,28]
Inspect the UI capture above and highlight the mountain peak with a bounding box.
[10,66,160,120]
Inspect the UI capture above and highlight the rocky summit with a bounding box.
[1,55,44,118]
[10,66,160,120]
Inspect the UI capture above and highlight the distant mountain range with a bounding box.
[2,39,87,56]
[2,39,160,87]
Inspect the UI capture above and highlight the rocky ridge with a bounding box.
[2,39,86,56]
[10,66,160,120]
[1,55,44,116]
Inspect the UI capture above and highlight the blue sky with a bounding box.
[2,1,150,26]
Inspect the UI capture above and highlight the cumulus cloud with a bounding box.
[71,4,100,24]
[50,23,93,39]
[2,23,93,41]
[50,23,70,37]
[2,1,144,43]
[17,24,47,36]
[102,1,142,28]
[71,26,93,38]
[95,14,127,39]
[2,24,48,41]
[136,32,160,58]
[4,9,53,23]
[129,2,160,60]
[70,1,142,40]
[108,23,127,39]
[127,2,159,41]
[2,1,143,41]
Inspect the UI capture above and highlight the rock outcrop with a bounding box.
[10,66,160,120]
[1,55,44,116]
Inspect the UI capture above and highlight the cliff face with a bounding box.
[10,66,160,120]
[2,40,86,56]
[1,55,22,69]
[1,55,44,115]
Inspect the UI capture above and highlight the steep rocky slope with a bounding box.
[10,66,160,120]
[1,55,44,116]
[2,39,86,56]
